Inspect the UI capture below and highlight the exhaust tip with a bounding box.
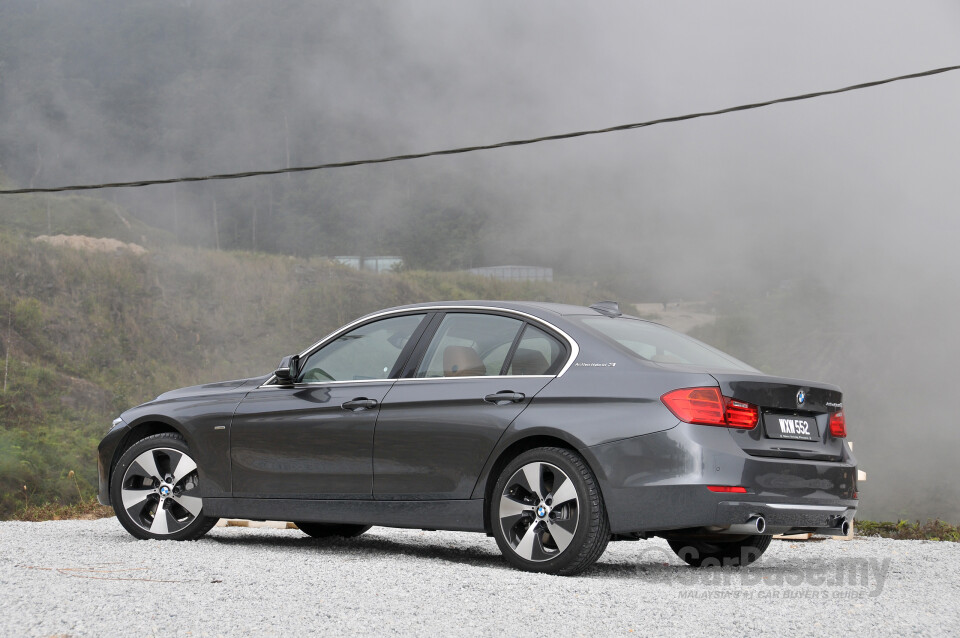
[718,515,767,535]
[841,519,851,536]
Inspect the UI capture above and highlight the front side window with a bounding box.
[416,313,523,378]
[298,314,426,382]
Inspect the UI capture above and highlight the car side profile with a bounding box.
[98,301,858,575]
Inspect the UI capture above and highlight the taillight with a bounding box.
[707,485,747,493]
[661,387,724,424]
[724,399,759,428]
[661,387,758,429]
[829,410,846,438]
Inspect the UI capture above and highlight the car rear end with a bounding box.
[658,374,857,536]
[569,314,858,538]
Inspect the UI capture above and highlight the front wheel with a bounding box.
[110,432,218,541]
[668,534,773,567]
[490,447,609,575]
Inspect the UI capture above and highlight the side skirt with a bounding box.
[203,497,486,533]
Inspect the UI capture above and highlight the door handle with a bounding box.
[483,391,525,405]
[341,398,379,411]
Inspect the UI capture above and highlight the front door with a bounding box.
[230,313,429,498]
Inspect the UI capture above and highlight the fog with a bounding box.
[2,0,959,520]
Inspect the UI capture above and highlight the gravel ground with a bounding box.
[2,519,958,637]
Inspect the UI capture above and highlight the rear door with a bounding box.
[373,313,568,500]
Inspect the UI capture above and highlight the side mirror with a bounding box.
[274,355,300,383]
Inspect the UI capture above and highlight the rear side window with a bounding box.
[576,316,756,371]
[416,313,524,378]
[507,325,565,375]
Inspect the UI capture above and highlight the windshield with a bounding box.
[576,316,757,372]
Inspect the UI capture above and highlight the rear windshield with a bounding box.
[575,316,757,372]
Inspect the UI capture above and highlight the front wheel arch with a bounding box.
[110,431,218,540]
[109,421,183,490]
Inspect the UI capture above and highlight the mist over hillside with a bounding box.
[1,1,960,520]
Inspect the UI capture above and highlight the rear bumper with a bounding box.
[714,501,856,535]
[586,422,858,535]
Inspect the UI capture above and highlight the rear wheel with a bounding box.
[294,522,372,538]
[490,447,609,575]
[110,432,218,541]
[668,534,772,567]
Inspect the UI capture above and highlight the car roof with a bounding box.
[372,300,607,320]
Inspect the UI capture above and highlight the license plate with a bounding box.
[763,414,820,442]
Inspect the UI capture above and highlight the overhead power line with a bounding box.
[2,63,959,195]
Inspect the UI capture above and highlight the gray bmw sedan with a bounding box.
[98,301,857,575]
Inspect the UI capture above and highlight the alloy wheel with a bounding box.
[120,447,203,536]
[498,461,580,562]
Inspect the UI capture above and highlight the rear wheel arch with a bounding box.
[481,435,603,534]
[488,445,610,574]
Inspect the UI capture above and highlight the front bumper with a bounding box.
[587,421,858,535]
[96,420,131,506]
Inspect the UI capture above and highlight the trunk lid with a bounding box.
[711,373,845,461]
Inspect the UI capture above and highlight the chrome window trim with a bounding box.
[394,375,554,383]
[260,305,579,388]
[253,378,399,390]
[253,375,556,391]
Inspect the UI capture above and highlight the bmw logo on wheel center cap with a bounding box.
[537,505,546,518]
[160,485,171,496]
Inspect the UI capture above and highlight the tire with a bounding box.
[490,447,609,575]
[110,432,218,541]
[294,522,372,538]
[668,534,773,567]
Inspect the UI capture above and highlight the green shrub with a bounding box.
[856,519,960,542]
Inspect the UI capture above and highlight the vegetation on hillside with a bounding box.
[0,190,170,245]
[856,519,960,542]
[0,198,623,517]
